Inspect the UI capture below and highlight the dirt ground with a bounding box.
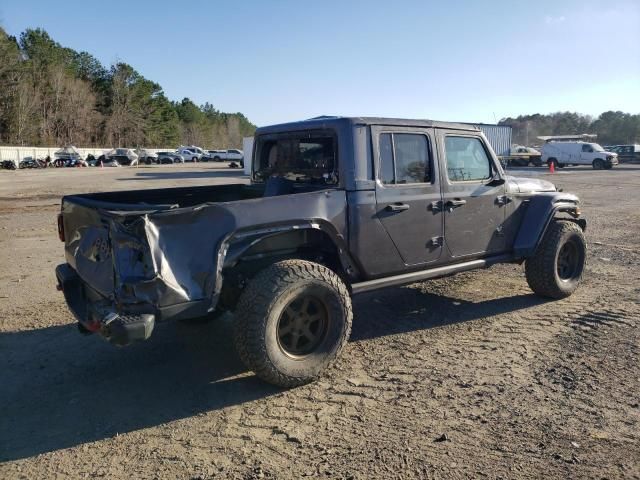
[0,163,638,479]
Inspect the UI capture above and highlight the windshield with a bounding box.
[591,144,605,152]
[254,130,338,185]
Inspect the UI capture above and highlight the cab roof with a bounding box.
[256,116,479,135]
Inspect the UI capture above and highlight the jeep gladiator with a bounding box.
[56,116,587,387]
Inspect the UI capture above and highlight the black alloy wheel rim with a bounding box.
[557,240,579,280]
[277,295,329,357]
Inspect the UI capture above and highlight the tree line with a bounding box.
[499,111,640,147]
[0,27,256,148]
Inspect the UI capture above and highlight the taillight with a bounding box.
[57,213,65,242]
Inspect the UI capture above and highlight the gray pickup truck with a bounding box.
[56,116,587,387]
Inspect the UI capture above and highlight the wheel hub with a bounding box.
[277,295,328,356]
[557,241,578,280]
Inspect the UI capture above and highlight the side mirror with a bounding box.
[487,176,505,186]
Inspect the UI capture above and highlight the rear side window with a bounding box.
[445,136,492,181]
[378,133,431,185]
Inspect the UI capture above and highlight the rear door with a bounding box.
[438,131,507,258]
[373,126,443,266]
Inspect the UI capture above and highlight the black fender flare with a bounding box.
[212,219,359,300]
[513,192,586,258]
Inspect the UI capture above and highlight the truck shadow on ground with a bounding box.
[0,288,546,461]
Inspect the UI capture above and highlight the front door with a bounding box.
[438,132,507,258]
[373,126,443,267]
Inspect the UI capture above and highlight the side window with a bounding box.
[378,133,430,185]
[394,134,430,183]
[581,144,593,153]
[445,136,492,182]
[379,133,394,184]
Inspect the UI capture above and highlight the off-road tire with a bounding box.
[525,220,586,299]
[593,158,604,170]
[233,259,352,388]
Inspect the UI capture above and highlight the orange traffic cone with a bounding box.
[549,161,555,173]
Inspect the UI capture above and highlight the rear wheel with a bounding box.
[525,220,586,299]
[593,158,604,170]
[233,259,352,387]
[213,156,221,162]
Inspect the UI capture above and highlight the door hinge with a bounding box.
[496,195,512,206]
[430,236,444,247]
[430,200,443,213]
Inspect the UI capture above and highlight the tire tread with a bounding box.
[233,259,352,387]
[525,220,585,299]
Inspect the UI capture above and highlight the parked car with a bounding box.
[210,149,244,162]
[541,141,618,169]
[200,150,217,162]
[507,145,542,167]
[19,156,47,168]
[606,144,640,163]
[56,116,587,388]
[54,146,84,166]
[157,151,184,164]
[207,150,226,161]
[1,159,17,170]
[105,148,139,166]
[90,155,120,167]
[177,146,204,162]
[136,149,158,165]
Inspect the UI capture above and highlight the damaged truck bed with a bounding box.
[56,116,586,387]
[58,182,349,344]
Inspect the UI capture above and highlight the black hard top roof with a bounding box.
[256,116,479,134]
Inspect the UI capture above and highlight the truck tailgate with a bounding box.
[62,200,117,298]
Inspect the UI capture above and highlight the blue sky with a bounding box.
[1,0,638,126]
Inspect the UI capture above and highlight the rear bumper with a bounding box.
[55,264,155,346]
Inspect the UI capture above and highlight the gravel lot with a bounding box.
[1,164,639,479]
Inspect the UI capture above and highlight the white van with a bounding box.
[541,142,618,170]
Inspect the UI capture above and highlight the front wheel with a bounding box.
[593,158,604,170]
[525,220,586,299]
[233,259,353,387]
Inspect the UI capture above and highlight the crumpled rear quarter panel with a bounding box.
[64,189,347,312]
